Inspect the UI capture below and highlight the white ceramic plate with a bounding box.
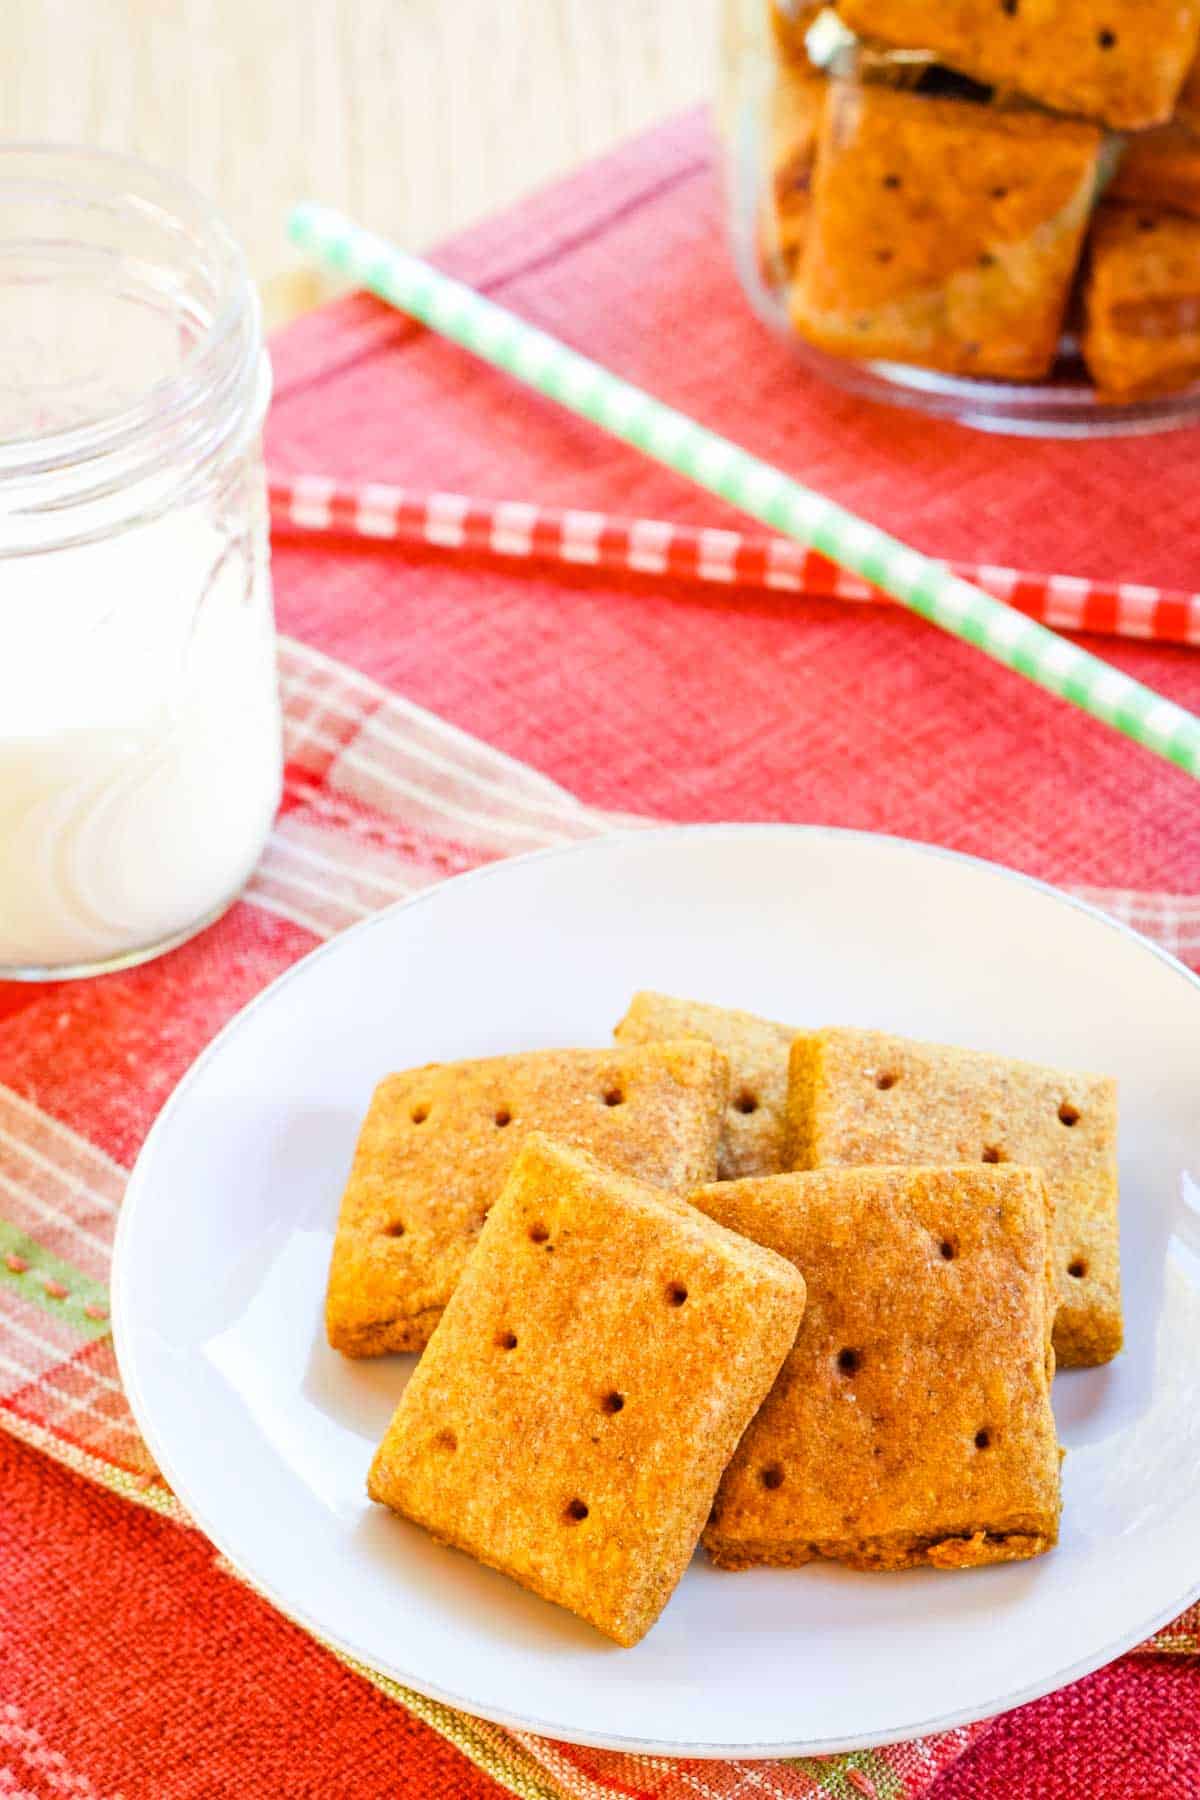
[112,827,1200,1758]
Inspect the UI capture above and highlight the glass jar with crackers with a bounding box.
[720,0,1200,433]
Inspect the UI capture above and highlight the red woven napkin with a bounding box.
[2,107,1199,1800]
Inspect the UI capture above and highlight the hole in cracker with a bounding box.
[734,1091,759,1114]
[494,1108,512,1128]
[601,1391,625,1414]
[666,1282,689,1307]
[1058,1102,1080,1126]
[1097,26,1116,47]
[433,1428,457,1453]
[410,1105,429,1125]
[1137,215,1158,233]
[1068,1258,1087,1279]
[1000,0,1018,14]
[602,1086,624,1107]
[528,1222,550,1244]
[382,1220,406,1239]
[939,1239,956,1261]
[874,248,894,265]
[981,1145,1006,1164]
[496,1329,518,1349]
[882,172,902,190]
[837,1347,862,1375]
[564,1498,589,1523]
[760,1464,785,1490]
[991,184,1009,200]
[975,1428,992,1450]
[875,1070,898,1090]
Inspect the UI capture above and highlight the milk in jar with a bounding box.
[0,148,282,977]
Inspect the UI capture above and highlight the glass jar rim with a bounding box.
[0,142,267,550]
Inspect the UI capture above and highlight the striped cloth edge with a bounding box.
[0,632,1195,1800]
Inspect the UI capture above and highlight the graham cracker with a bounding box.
[1083,203,1200,399]
[1110,123,1200,221]
[1179,53,1200,129]
[326,1040,729,1357]
[614,991,803,1180]
[790,83,1101,379]
[789,1027,1121,1366]
[837,0,1200,129]
[765,61,826,279]
[692,1165,1061,1572]
[368,1135,806,1646]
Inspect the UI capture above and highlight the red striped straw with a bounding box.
[268,474,1200,650]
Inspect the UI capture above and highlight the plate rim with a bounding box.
[111,822,1200,1759]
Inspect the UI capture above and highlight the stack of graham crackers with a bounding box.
[326,997,1120,1646]
[763,0,1200,397]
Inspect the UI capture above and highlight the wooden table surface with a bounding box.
[4,0,718,324]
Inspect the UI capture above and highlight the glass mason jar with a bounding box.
[719,1,1200,436]
[0,147,282,979]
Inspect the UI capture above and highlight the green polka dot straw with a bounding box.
[288,203,1200,781]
